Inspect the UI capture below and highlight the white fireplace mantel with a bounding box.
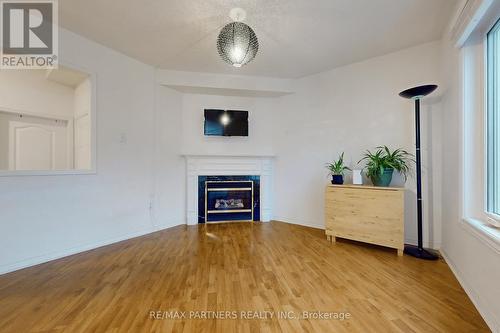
[184,154,274,225]
[181,153,276,158]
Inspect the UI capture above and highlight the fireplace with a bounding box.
[198,176,260,223]
[185,155,273,225]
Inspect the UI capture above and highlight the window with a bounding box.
[0,65,95,176]
[460,3,500,244]
[487,19,500,217]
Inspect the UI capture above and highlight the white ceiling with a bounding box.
[59,0,457,78]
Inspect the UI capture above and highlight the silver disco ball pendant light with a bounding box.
[217,8,259,68]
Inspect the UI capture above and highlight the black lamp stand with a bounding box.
[399,85,439,260]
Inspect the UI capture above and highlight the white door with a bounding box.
[9,119,69,171]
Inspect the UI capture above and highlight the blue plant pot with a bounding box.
[371,168,394,187]
[331,175,344,185]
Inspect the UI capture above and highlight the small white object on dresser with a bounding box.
[353,169,363,185]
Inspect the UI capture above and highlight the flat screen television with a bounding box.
[204,109,249,137]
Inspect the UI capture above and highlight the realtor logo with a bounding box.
[1,0,58,69]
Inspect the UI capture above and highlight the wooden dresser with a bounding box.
[325,185,405,256]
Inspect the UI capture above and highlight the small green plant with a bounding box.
[326,152,351,176]
[359,146,414,181]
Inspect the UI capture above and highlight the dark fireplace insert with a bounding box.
[198,176,260,223]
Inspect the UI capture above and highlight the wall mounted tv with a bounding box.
[204,109,249,137]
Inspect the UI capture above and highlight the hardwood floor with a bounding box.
[0,221,490,333]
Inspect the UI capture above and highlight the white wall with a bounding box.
[153,85,185,228]
[180,93,276,156]
[439,32,500,333]
[272,41,443,248]
[0,29,182,274]
[0,70,75,118]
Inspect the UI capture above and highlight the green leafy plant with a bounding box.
[359,146,414,181]
[326,152,351,176]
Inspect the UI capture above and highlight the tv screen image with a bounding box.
[204,109,249,137]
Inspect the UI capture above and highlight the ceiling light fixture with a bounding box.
[217,8,259,68]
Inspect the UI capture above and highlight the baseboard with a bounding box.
[404,238,441,250]
[0,222,184,276]
[154,220,186,231]
[441,248,500,333]
[272,217,324,230]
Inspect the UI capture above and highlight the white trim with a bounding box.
[60,60,98,175]
[0,223,184,275]
[450,0,495,47]
[0,107,72,122]
[459,47,466,237]
[485,212,500,227]
[0,169,96,177]
[461,41,486,220]
[462,217,500,254]
[181,153,276,158]
[441,248,500,333]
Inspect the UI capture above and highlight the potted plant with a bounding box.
[359,146,413,187]
[326,152,351,185]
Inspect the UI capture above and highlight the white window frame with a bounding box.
[460,2,500,252]
[0,60,97,177]
[485,19,500,227]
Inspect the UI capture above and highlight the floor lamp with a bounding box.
[399,85,439,260]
